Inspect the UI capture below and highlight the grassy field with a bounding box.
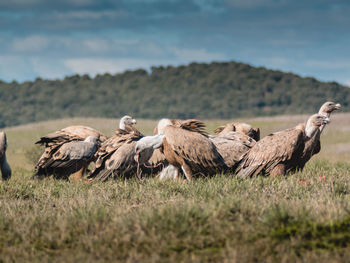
[1,114,350,262]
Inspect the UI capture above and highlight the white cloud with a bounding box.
[11,35,50,52]
[225,0,287,9]
[82,39,112,52]
[52,10,125,20]
[171,47,226,62]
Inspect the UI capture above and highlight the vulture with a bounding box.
[214,122,260,141]
[135,119,227,181]
[145,118,185,176]
[0,132,11,180]
[236,114,330,178]
[295,102,341,171]
[210,131,256,169]
[33,136,99,180]
[210,122,260,169]
[34,115,136,180]
[88,123,145,181]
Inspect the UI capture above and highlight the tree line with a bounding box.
[0,61,349,127]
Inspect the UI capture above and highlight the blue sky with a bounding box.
[0,0,350,86]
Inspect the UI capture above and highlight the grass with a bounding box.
[0,115,350,262]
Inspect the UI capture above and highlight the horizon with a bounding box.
[1,0,350,86]
[1,60,349,88]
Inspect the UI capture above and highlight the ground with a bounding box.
[0,114,349,262]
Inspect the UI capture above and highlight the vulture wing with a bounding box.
[211,132,256,169]
[236,128,304,178]
[37,140,97,178]
[163,121,226,175]
[36,125,107,146]
[88,131,143,181]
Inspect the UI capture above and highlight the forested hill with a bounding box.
[0,61,349,127]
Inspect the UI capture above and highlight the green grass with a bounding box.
[0,115,350,262]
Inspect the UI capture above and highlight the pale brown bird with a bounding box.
[35,115,136,180]
[0,132,11,180]
[210,131,256,169]
[295,101,341,171]
[214,122,260,141]
[88,123,144,181]
[33,136,99,180]
[236,114,330,178]
[135,119,227,181]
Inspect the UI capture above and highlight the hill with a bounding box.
[0,61,349,127]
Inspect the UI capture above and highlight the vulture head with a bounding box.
[84,136,100,146]
[119,115,137,130]
[155,118,173,135]
[134,134,164,164]
[319,102,341,116]
[304,114,330,139]
[235,123,260,141]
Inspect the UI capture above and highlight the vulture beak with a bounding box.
[335,103,341,110]
[132,119,137,124]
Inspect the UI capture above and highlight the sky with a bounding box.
[0,0,350,86]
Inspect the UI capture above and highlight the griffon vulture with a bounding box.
[135,119,227,181]
[87,128,145,181]
[214,122,260,141]
[34,115,136,180]
[295,102,341,171]
[236,114,330,178]
[210,131,256,169]
[33,136,99,180]
[0,132,11,180]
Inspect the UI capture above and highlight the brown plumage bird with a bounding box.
[34,136,99,180]
[0,132,11,180]
[295,102,341,171]
[236,114,330,178]
[34,115,136,179]
[88,125,144,181]
[135,119,227,181]
[210,131,256,169]
[214,122,260,141]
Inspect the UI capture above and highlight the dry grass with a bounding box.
[0,114,350,262]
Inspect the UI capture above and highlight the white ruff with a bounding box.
[157,118,173,135]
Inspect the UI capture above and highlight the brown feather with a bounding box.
[179,119,208,137]
[88,130,143,181]
[162,124,226,178]
[211,132,256,169]
[236,125,305,178]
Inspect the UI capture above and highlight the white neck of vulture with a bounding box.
[318,108,330,134]
[119,122,126,130]
[304,120,320,140]
[149,134,165,149]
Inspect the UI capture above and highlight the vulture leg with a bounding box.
[181,164,193,181]
[72,167,85,182]
[270,164,286,177]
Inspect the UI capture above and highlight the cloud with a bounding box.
[171,47,226,62]
[225,0,288,9]
[11,35,50,52]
